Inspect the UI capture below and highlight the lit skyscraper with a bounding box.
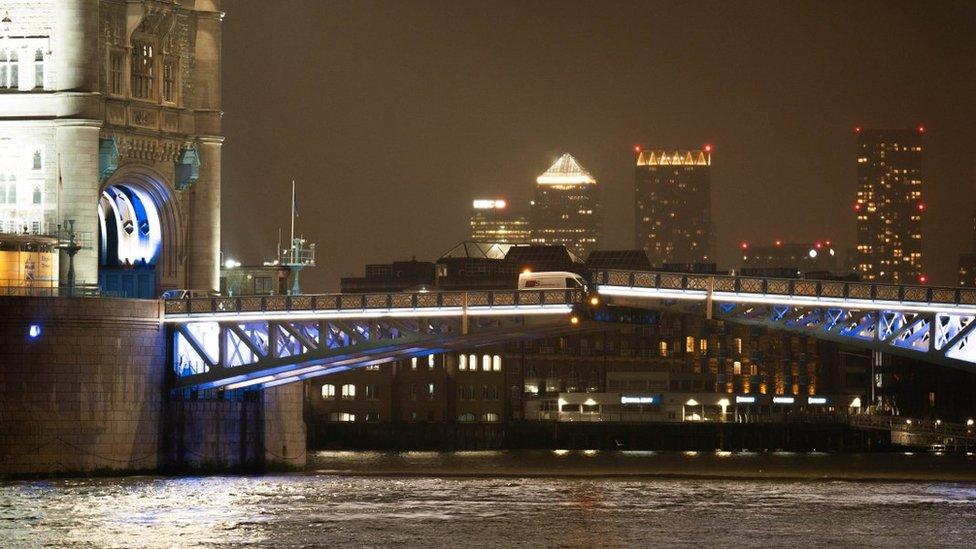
[854,127,924,284]
[634,147,713,266]
[469,198,530,243]
[530,153,601,258]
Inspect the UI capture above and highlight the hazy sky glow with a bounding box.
[222,0,975,290]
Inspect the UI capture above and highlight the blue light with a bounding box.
[28,324,41,339]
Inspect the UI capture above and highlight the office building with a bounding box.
[739,240,840,277]
[530,153,601,259]
[635,148,714,266]
[854,127,924,284]
[469,199,530,244]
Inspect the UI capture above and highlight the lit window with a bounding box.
[320,384,335,399]
[328,412,355,422]
[341,384,356,399]
[659,341,668,357]
[428,354,435,370]
[457,412,476,423]
[131,42,155,99]
[482,354,491,371]
[458,354,467,371]
[426,382,435,398]
[492,355,501,371]
[483,413,499,423]
[685,336,695,353]
[0,49,18,89]
[469,354,476,369]
[33,49,43,89]
[411,357,417,370]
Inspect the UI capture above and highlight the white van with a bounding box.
[518,271,588,291]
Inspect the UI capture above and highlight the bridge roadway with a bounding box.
[164,270,976,391]
[163,288,585,391]
[594,270,976,371]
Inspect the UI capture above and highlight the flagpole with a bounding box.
[56,153,61,231]
[290,179,295,258]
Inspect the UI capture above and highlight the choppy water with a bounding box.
[2,451,976,548]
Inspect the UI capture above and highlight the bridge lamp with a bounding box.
[589,296,599,306]
[905,419,912,425]
[968,419,974,427]
[570,315,580,325]
[935,419,941,427]
[27,324,41,339]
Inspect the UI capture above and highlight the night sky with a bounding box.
[221,0,975,290]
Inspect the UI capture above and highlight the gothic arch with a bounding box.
[100,164,183,288]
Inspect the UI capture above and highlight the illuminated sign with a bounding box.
[808,396,828,405]
[735,396,756,404]
[472,199,506,210]
[773,396,795,404]
[620,395,659,405]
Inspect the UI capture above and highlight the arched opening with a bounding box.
[97,169,179,298]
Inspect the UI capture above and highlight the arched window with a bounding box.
[32,185,40,205]
[492,355,501,371]
[457,412,476,423]
[341,383,356,399]
[482,354,491,371]
[33,49,43,89]
[659,341,668,357]
[32,150,41,170]
[427,354,435,370]
[162,58,177,102]
[685,336,695,353]
[483,413,499,423]
[320,384,335,399]
[131,42,154,99]
[458,354,467,371]
[0,49,18,89]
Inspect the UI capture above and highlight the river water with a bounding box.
[2,451,976,548]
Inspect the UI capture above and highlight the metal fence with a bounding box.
[593,270,974,306]
[164,288,584,316]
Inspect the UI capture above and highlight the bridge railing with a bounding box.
[593,270,976,307]
[164,288,583,316]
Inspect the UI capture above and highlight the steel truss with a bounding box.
[172,314,581,391]
[705,302,976,370]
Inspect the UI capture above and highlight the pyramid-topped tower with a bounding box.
[530,153,602,259]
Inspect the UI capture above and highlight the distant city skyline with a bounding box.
[220,1,975,290]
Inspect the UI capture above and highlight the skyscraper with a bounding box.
[530,153,601,258]
[469,199,530,243]
[634,147,713,266]
[854,127,924,284]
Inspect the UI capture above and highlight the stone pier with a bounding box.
[0,296,306,477]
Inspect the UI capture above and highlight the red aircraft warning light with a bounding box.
[919,274,928,284]
[704,144,712,153]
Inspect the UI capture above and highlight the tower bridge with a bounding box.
[594,270,976,371]
[165,288,585,391]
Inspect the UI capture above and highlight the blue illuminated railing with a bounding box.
[164,289,584,317]
[593,270,975,306]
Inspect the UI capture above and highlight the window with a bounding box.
[162,58,177,102]
[365,412,379,423]
[33,49,43,89]
[492,355,501,371]
[733,361,742,376]
[365,364,380,371]
[328,412,356,422]
[410,357,417,370]
[659,341,668,357]
[426,382,435,398]
[458,354,467,371]
[365,384,378,400]
[483,413,499,423]
[341,383,356,399]
[469,354,476,370]
[482,354,491,371]
[321,384,336,399]
[32,186,41,205]
[131,42,155,99]
[428,354,435,370]
[582,403,599,413]
[699,339,708,354]
[410,383,417,400]
[32,150,41,170]
[685,336,695,353]
[109,50,124,95]
[457,412,476,422]
[0,49,18,89]
[733,338,743,355]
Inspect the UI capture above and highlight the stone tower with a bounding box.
[0,0,223,295]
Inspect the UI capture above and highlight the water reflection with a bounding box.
[1,452,975,547]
